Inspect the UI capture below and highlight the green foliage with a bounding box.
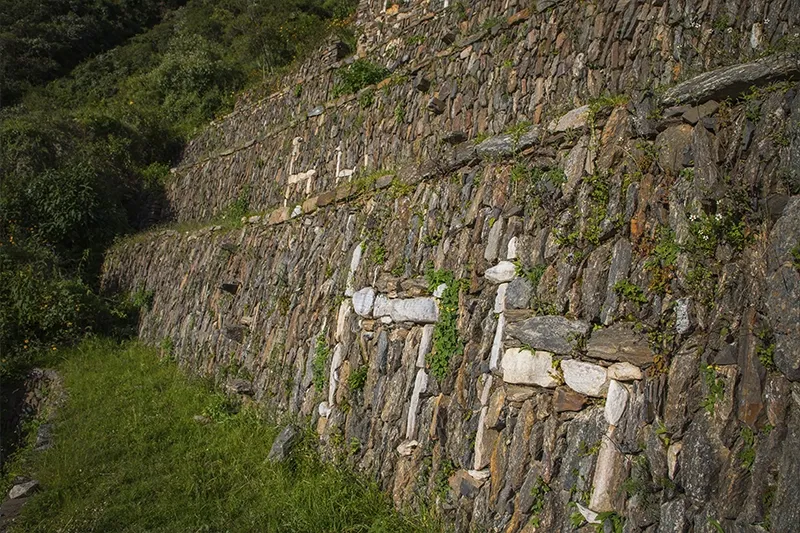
[739,427,756,471]
[425,269,464,382]
[757,329,776,371]
[332,59,390,97]
[312,334,330,392]
[1,0,359,377]
[347,365,368,392]
[791,243,800,270]
[700,364,725,414]
[394,103,406,125]
[529,476,551,528]
[594,511,624,533]
[687,210,751,254]
[707,517,725,533]
[644,227,679,295]
[614,280,647,306]
[514,261,546,288]
[4,339,440,532]
[587,94,629,126]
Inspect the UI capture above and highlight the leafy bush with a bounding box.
[332,59,390,97]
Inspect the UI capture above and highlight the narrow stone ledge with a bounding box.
[660,53,800,107]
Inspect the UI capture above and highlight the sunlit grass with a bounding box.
[9,338,442,533]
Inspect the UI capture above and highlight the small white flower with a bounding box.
[715,213,723,221]
[703,235,710,240]
[727,27,733,33]
[689,214,698,221]
[764,18,770,25]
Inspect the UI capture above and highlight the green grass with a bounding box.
[6,338,441,533]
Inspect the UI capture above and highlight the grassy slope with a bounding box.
[7,339,441,533]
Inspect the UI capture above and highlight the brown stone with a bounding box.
[317,190,336,207]
[553,386,587,412]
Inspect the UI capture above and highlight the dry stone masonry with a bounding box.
[103,0,800,531]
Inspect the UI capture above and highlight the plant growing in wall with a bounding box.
[312,334,330,392]
[425,269,464,382]
[332,59,390,97]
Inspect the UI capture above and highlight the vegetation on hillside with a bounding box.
[0,0,358,378]
[4,339,442,532]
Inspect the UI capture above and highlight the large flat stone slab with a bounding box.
[505,315,591,354]
[373,296,439,324]
[587,323,654,366]
[660,53,800,107]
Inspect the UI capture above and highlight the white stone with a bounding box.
[352,287,376,317]
[501,348,559,388]
[287,168,316,184]
[468,469,491,480]
[328,343,344,405]
[416,324,434,367]
[589,428,626,512]
[8,480,38,500]
[291,205,302,218]
[494,283,508,313]
[607,362,643,381]
[318,402,332,418]
[561,359,608,397]
[433,283,447,298]
[335,300,352,342]
[480,374,493,406]
[373,296,439,324]
[485,261,517,283]
[667,441,682,480]
[397,440,418,456]
[604,380,629,426]
[489,314,505,371]
[575,502,601,525]
[405,369,428,438]
[506,236,518,260]
[473,406,490,470]
[380,316,393,324]
[548,105,590,133]
[345,243,363,297]
[373,295,392,317]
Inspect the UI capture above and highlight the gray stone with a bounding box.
[268,425,300,462]
[770,406,800,531]
[600,239,633,325]
[604,380,629,426]
[484,261,517,283]
[484,217,504,262]
[505,278,533,309]
[475,130,540,159]
[658,497,688,533]
[8,480,39,500]
[505,315,590,354]
[675,298,692,335]
[548,105,590,132]
[226,378,253,395]
[587,323,654,366]
[660,53,800,107]
[427,97,445,114]
[307,105,325,117]
[765,198,800,380]
[501,348,558,388]
[561,359,608,397]
[405,369,428,438]
[352,287,376,317]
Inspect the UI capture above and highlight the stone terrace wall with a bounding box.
[105,72,800,531]
[166,0,800,222]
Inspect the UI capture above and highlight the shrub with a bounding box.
[332,59,390,97]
